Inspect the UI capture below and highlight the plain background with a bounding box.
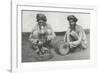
[0,0,99,73]
[22,11,90,32]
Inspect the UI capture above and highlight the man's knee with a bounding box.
[32,31,39,38]
[70,31,78,40]
[47,29,52,35]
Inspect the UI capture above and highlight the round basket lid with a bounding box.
[59,43,69,56]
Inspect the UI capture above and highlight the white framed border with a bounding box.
[11,1,97,73]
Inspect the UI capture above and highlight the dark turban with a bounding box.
[67,15,78,22]
[36,13,47,22]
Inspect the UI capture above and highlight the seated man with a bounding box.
[64,15,87,51]
[29,13,56,55]
[59,15,87,55]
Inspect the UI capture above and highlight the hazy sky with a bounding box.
[22,10,90,32]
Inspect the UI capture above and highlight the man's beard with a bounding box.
[39,25,47,35]
[70,24,76,30]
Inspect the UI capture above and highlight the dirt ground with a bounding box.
[22,32,90,62]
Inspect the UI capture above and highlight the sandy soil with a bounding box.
[22,33,90,62]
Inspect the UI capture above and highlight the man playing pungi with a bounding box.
[29,13,56,55]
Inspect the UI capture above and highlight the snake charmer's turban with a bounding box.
[36,13,47,22]
[67,15,78,22]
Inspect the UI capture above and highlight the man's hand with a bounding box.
[38,41,43,45]
[47,36,52,41]
[31,39,39,44]
[69,42,77,48]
